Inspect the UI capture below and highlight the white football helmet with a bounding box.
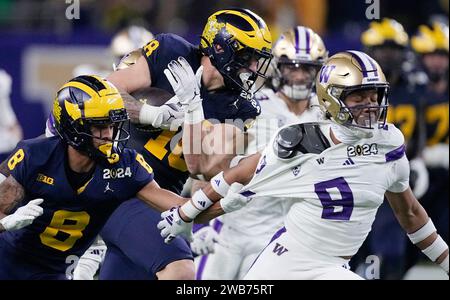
[271,26,328,101]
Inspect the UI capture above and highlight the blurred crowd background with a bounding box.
[0,0,448,139]
[0,0,448,280]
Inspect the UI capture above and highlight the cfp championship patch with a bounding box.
[103,167,132,179]
[347,143,378,157]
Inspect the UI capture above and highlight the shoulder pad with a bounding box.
[273,123,331,159]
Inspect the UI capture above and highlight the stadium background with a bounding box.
[0,0,448,280]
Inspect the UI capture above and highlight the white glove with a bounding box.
[157,207,193,244]
[164,57,203,113]
[0,199,44,231]
[219,183,250,213]
[73,237,107,280]
[409,157,429,199]
[191,226,221,256]
[139,100,184,131]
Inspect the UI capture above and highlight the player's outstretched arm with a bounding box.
[107,55,151,94]
[0,175,25,216]
[172,153,260,222]
[109,57,184,129]
[157,154,260,243]
[0,176,43,232]
[386,188,449,274]
[136,180,189,212]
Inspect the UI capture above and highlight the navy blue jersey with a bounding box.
[423,87,449,146]
[134,33,261,192]
[386,79,427,158]
[1,137,153,272]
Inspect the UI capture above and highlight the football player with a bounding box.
[158,51,449,279]
[0,76,189,280]
[355,18,429,279]
[95,8,273,280]
[70,25,155,280]
[194,26,327,280]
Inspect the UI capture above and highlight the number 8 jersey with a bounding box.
[2,136,154,272]
[241,122,410,257]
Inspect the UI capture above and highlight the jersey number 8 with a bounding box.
[40,210,90,252]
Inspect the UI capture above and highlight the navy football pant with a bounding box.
[0,235,67,280]
[99,198,193,280]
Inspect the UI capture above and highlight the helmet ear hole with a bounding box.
[214,44,224,54]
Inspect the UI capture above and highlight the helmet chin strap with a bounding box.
[98,143,120,164]
[330,123,373,144]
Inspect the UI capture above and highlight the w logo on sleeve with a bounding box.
[273,243,289,256]
[319,65,336,83]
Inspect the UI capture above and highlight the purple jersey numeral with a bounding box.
[314,177,354,220]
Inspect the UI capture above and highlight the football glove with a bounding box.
[164,57,203,113]
[139,97,184,131]
[0,198,44,231]
[157,206,193,244]
[191,226,221,256]
[219,183,249,213]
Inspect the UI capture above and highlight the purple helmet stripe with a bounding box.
[366,56,379,77]
[347,50,380,78]
[347,51,369,77]
[294,26,300,53]
[305,27,311,54]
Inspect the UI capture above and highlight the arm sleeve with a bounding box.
[387,155,410,193]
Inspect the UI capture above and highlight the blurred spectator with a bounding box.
[0,69,22,160]
[402,21,449,277]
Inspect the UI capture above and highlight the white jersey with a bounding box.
[223,89,323,236]
[242,122,410,257]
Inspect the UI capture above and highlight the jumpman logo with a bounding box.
[231,99,239,109]
[104,182,114,193]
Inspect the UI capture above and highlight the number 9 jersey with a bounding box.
[241,122,410,257]
[0,136,154,275]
